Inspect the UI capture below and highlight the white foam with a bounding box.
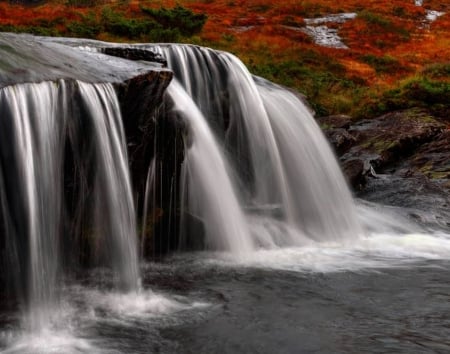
[1,287,210,353]
[1,328,97,354]
[82,289,209,321]
[196,230,450,273]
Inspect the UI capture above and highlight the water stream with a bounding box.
[0,80,139,342]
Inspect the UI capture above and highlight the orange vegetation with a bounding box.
[1,0,449,115]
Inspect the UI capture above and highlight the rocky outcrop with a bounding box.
[0,33,167,88]
[319,109,450,230]
[409,130,450,182]
[318,108,449,190]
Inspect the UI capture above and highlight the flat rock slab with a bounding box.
[0,33,170,88]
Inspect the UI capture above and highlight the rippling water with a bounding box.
[1,206,449,354]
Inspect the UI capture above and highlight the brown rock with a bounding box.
[342,159,367,190]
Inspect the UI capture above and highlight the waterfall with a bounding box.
[151,44,362,247]
[169,81,253,254]
[77,82,139,291]
[0,81,66,331]
[257,78,362,240]
[141,157,156,260]
[0,38,363,337]
[0,80,138,332]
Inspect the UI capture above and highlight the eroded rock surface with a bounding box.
[318,108,449,190]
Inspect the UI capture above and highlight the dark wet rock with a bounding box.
[114,70,173,195]
[347,109,444,169]
[317,114,353,129]
[342,159,369,190]
[324,128,357,155]
[101,47,168,67]
[407,130,450,181]
[317,115,357,155]
[358,174,450,231]
[320,108,448,190]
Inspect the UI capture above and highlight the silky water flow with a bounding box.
[0,80,139,335]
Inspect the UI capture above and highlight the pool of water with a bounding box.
[1,225,450,354]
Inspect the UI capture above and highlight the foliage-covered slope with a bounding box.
[0,0,449,118]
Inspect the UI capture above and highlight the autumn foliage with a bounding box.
[0,0,449,117]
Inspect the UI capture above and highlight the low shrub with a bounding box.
[360,54,408,74]
[101,7,154,38]
[141,5,207,37]
[422,63,450,79]
[358,10,410,40]
[66,11,101,38]
[0,24,60,36]
[362,77,450,118]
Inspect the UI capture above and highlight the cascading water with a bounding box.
[256,78,362,240]
[151,44,362,246]
[169,81,253,254]
[0,81,67,331]
[77,82,139,291]
[0,80,139,333]
[141,157,156,260]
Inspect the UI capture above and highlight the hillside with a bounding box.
[0,0,449,118]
